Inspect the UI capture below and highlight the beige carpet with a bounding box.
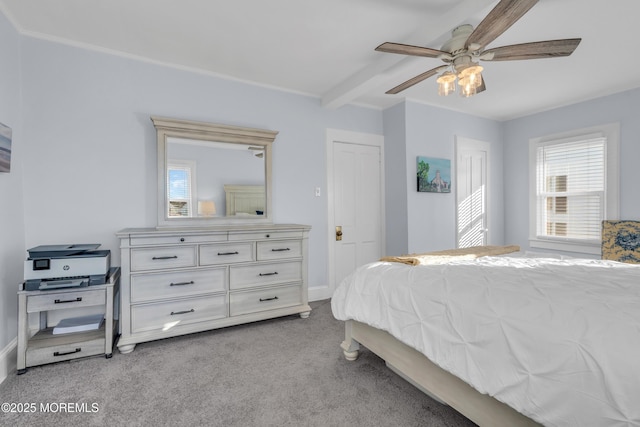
[0,299,475,426]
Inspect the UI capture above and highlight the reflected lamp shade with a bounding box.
[198,200,217,216]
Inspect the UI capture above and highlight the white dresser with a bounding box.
[116,224,311,353]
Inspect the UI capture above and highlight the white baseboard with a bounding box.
[0,337,17,385]
[308,284,332,302]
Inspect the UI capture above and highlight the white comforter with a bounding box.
[331,256,640,427]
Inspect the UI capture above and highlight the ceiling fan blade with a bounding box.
[376,42,449,58]
[482,39,581,61]
[477,77,486,94]
[386,66,447,94]
[465,0,539,50]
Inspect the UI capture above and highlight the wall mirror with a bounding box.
[152,116,276,228]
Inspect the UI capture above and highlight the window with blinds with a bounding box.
[167,164,193,217]
[529,123,619,254]
[535,137,605,243]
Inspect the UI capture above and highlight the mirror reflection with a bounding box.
[152,116,276,228]
[166,138,266,219]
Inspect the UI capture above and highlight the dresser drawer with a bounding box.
[131,295,227,334]
[230,283,303,316]
[130,268,226,303]
[230,261,302,290]
[130,233,227,246]
[26,334,105,366]
[200,242,254,265]
[228,230,303,241]
[257,240,302,261]
[131,246,197,271]
[27,289,105,313]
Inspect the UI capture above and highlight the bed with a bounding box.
[331,222,640,427]
[223,184,265,216]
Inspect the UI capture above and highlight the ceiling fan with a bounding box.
[376,0,581,97]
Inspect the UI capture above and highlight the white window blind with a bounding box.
[167,165,192,217]
[535,137,605,244]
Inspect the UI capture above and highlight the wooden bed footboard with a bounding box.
[341,320,541,427]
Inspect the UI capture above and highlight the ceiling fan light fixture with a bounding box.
[457,64,483,88]
[376,0,581,98]
[436,71,457,96]
[459,75,478,97]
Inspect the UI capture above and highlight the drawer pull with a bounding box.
[170,309,195,315]
[170,281,195,286]
[260,296,279,302]
[218,251,239,256]
[152,255,178,260]
[54,348,81,357]
[271,248,290,252]
[259,272,279,277]
[54,297,82,304]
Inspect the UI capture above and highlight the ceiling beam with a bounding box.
[321,0,497,109]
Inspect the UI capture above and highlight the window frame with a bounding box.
[528,123,619,255]
[167,160,197,218]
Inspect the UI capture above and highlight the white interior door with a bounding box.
[455,137,489,248]
[327,129,384,295]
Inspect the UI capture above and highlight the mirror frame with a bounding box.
[152,116,277,228]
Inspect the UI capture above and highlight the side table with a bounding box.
[17,267,120,374]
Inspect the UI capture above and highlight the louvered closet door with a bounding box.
[456,137,489,248]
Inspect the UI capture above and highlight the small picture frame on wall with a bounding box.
[0,122,12,173]
[417,156,451,193]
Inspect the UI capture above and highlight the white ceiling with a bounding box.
[2,0,639,121]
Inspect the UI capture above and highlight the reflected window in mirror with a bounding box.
[167,160,196,218]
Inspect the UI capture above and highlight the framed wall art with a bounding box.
[417,156,451,193]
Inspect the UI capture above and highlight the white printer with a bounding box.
[24,244,111,291]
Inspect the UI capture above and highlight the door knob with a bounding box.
[336,226,343,241]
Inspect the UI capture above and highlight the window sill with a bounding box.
[529,238,601,256]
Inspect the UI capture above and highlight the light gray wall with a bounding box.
[382,102,408,256]
[17,36,383,294]
[0,12,24,358]
[402,101,504,253]
[503,88,640,255]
